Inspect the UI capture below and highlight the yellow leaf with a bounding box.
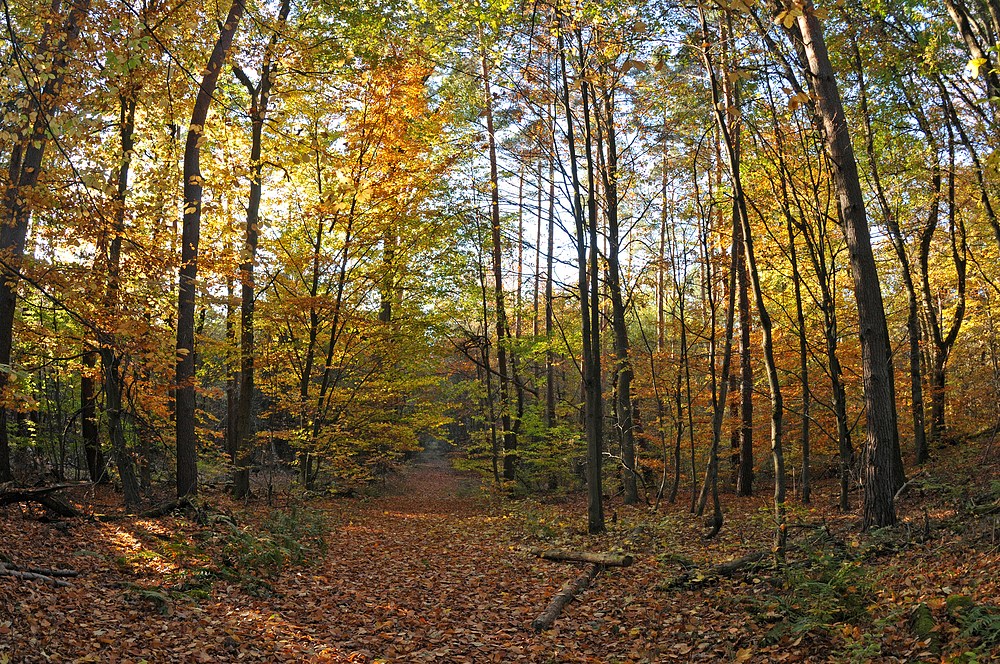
[968,57,989,77]
[776,7,802,27]
[734,648,753,663]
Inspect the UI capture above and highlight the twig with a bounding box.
[893,471,927,502]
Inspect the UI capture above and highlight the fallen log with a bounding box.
[0,485,81,518]
[92,497,198,522]
[527,547,634,567]
[140,497,195,518]
[531,564,598,632]
[3,563,78,578]
[0,563,76,587]
[661,550,769,589]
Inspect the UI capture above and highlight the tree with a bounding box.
[0,0,93,482]
[176,0,245,498]
[792,2,903,528]
[480,28,518,482]
[229,0,291,499]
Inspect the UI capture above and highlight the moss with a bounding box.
[910,602,941,654]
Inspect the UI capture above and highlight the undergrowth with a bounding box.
[216,506,329,594]
[126,505,331,610]
[751,545,877,655]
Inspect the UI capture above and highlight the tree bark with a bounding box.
[795,6,902,528]
[481,35,517,481]
[80,348,102,482]
[557,17,602,533]
[230,0,289,499]
[593,82,638,505]
[176,0,244,498]
[702,7,784,552]
[544,140,557,428]
[530,565,598,632]
[578,28,604,535]
[527,547,634,567]
[916,119,966,444]
[861,64,929,465]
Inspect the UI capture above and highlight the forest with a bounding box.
[1,0,999,660]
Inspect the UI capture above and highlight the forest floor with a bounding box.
[2,436,1000,663]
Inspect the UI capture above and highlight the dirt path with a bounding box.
[277,446,564,661]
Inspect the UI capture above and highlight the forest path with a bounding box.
[280,444,571,662]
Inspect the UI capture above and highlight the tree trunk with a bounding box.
[786,210,810,501]
[176,0,244,498]
[593,83,638,505]
[860,62,929,465]
[530,565,598,632]
[703,7,784,552]
[578,29,604,535]
[557,18,602,533]
[528,548,633,566]
[544,144,557,428]
[297,146,325,488]
[916,116,966,444]
[230,0,288,499]
[80,348,103,482]
[102,93,141,507]
[734,205,754,497]
[481,36,517,481]
[795,7,902,528]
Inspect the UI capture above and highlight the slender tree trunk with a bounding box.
[734,207,754,497]
[516,168,524,340]
[176,0,244,498]
[225,275,237,461]
[916,119,966,444]
[230,0,288,498]
[297,150,325,486]
[102,93,141,506]
[702,7,784,552]
[593,83,638,505]
[557,16,602,533]
[476,218,501,485]
[481,35,517,481]
[80,347,102,482]
[695,230,736,540]
[669,240,690,506]
[578,29,604,534]
[533,162,542,340]
[860,57,929,465]
[786,211,810,501]
[545,148,557,428]
[795,7,901,528]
